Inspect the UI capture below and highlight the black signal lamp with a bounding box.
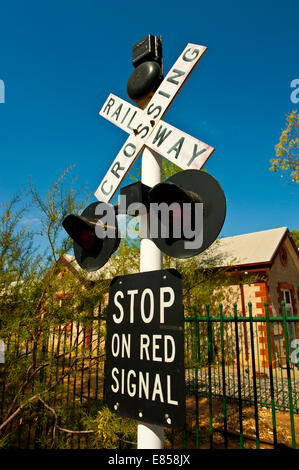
[120,181,151,215]
[127,34,163,102]
[148,170,226,259]
[62,202,120,272]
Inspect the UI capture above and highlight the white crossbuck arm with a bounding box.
[94,43,213,203]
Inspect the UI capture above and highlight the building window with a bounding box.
[279,246,288,267]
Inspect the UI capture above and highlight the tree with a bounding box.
[291,229,299,249]
[0,162,249,448]
[270,110,299,183]
[0,170,111,448]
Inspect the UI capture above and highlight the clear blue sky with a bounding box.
[0,0,298,241]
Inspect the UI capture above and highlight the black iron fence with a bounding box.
[0,316,105,449]
[0,301,298,448]
[180,301,299,449]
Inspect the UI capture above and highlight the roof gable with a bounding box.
[201,227,289,268]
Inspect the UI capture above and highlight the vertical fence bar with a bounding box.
[248,302,260,448]
[71,321,80,449]
[183,318,187,449]
[219,304,228,448]
[206,304,213,449]
[239,315,246,402]
[264,302,277,448]
[95,318,100,402]
[5,334,13,448]
[254,320,262,406]
[215,319,221,399]
[193,306,199,449]
[53,321,62,408]
[281,301,296,449]
[86,321,93,448]
[65,322,73,448]
[225,316,232,402]
[77,325,87,449]
[35,328,49,448]
[277,324,287,410]
[233,303,244,448]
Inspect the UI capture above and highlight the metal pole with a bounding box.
[137,145,164,449]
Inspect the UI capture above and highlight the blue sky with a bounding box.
[0,0,298,243]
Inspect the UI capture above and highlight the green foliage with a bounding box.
[270,110,299,183]
[0,162,253,449]
[29,165,90,264]
[0,168,109,448]
[97,406,137,448]
[161,159,181,181]
[291,229,299,249]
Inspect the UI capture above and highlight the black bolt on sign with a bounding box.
[105,269,185,428]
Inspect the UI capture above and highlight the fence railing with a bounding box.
[0,301,298,449]
[0,316,105,449]
[180,301,299,449]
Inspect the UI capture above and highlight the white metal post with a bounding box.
[137,146,164,449]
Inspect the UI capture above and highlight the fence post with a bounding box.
[281,300,296,449]
[206,304,213,449]
[193,304,200,449]
[233,303,243,449]
[248,302,260,448]
[219,303,228,448]
[264,302,277,448]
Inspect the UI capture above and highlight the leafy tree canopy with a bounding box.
[270,110,299,183]
[291,229,299,249]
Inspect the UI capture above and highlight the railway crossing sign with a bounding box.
[105,269,185,428]
[62,35,225,449]
[94,43,214,203]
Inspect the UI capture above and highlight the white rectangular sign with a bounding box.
[100,93,214,171]
[146,121,214,170]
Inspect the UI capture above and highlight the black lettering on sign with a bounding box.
[167,137,185,159]
[123,142,136,158]
[101,180,113,196]
[102,97,115,115]
[111,104,123,121]
[187,144,207,167]
[166,68,185,85]
[158,90,171,99]
[182,48,200,62]
[147,103,162,119]
[121,107,131,124]
[152,125,172,147]
[136,123,150,138]
[111,161,125,178]
[126,111,137,131]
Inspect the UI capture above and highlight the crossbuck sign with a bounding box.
[95,43,214,203]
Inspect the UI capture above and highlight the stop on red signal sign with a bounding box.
[105,269,185,428]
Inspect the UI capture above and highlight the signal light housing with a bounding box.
[62,202,120,272]
[127,34,163,102]
[132,34,162,68]
[148,169,226,259]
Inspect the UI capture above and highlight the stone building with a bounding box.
[208,227,299,367]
